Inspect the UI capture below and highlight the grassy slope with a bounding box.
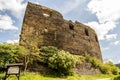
[0,72,118,80]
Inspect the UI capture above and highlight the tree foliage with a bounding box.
[0,43,26,68]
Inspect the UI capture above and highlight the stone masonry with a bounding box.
[19,2,102,61]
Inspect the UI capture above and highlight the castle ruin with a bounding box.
[20,2,102,61]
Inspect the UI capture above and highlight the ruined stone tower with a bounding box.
[20,2,102,61]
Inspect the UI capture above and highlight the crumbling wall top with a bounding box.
[27,2,63,19]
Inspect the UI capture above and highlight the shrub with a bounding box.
[85,55,120,75]
[100,64,112,74]
[111,67,119,75]
[0,43,25,68]
[85,55,102,68]
[39,46,77,75]
[39,46,59,63]
[99,62,119,75]
[48,50,77,75]
[106,62,119,75]
[74,55,85,65]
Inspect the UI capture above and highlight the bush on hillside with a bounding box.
[73,55,85,65]
[100,64,112,74]
[1,43,119,75]
[99,62,119,75]
[85,55,102,68]
[85,55,119,75]
[39,46,59,63]
[39,46,77,75]
[105,62,119,75]
[48,50,77,75]
[0,43,27,69]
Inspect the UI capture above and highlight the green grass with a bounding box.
[67,74,117,80]
[0,72,65,80]
[0,72,119,80]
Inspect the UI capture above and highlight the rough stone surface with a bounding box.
[75,62,101,75]
[20,2,102,61]
[19,2,103,75]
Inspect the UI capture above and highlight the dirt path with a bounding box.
[96,78,111,80]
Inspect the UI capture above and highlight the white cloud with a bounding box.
[110,41,120,45]
[6,39,19,44]
[101,46,109,51]
[55,0,82,14]
[86,21,116,40]
[87,0,120,23]
[33,0,82,15]
[86,0,120,40]
[105,34,117,41]
[0,15,18,31]
[118,60,120,63]
[29,0,81,15]
[0,0,27,18]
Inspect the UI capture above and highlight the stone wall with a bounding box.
[29,62,101,75]
[20,2,102,61]
[75,62,101,75]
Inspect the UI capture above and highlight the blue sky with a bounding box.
[0,0,120,63]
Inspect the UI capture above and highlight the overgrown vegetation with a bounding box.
[39,46,77,75]
[48,50,76,75]
[85,55,120,75]
[39,46,59,63]
[0,43,27,68]
[0,43,119,77]
[0,43,36,72]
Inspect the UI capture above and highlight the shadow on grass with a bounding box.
[113,76,120,80]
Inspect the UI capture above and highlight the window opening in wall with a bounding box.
[85,29,89,36]
[44,27,48,33]
[69,24,74,30]
[73,34,75,38]
[95,35,98,42]
[43,13,50,17]
[88,39,90,42]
